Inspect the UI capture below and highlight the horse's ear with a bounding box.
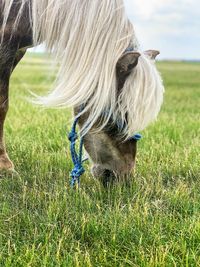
[144,50,160,60]
[117,51,141,73]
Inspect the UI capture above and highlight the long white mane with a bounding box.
[2,0,164,137]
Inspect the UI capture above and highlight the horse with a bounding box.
[0,0,164,185]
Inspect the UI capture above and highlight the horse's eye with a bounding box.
[128,64,134,70]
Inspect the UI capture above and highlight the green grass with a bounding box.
[0,54,200,266]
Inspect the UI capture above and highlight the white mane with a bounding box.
[2,0,164,137]
[117,54,164,137]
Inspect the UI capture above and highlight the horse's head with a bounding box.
[76,49,161,186]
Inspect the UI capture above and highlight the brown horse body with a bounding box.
[0,1,33,170]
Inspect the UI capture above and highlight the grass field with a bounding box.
[0,54,200,266]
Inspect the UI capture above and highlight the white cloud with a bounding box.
[124,0,200,59]
[125,0,174,19]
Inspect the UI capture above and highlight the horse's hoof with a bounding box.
[0,165,19,180]
[0,170,20,180]
[0,154,14,172]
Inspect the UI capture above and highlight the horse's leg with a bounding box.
[0,47,26,170]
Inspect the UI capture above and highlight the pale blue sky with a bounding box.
[31,0,200,60]
[124,0,200,60]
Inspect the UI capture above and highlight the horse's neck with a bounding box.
[0,0,33,49]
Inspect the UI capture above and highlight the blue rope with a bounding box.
[68,117,85,187]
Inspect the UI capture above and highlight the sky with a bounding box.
[32,0,200,60]
[124,0,200,60]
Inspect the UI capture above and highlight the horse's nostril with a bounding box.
[100,169,116,188]
[92,165,116,187]
[102,169,115,179]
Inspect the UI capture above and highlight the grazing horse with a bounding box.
[0,0,164,184]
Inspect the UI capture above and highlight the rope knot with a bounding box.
[70,165,85,187]
[71,165,85,178]
[68,131,78,142]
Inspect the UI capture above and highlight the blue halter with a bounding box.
[68,115,142,187]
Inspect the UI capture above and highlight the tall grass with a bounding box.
[0,54,199,266]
